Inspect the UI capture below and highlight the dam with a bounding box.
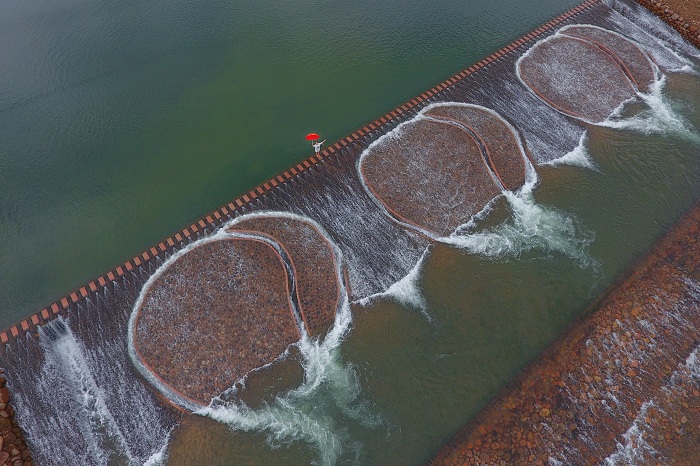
[1,0,700,464]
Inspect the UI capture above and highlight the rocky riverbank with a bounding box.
[428,203,700,465]
[635,0,700,48]
[0,373,31,466]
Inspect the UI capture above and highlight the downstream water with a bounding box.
[2,0,700,465]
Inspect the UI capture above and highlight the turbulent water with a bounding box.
[1,311,175,465]
[442,165,597,267]
[172,35,696,466]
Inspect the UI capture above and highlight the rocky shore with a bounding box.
[0,373,31,466]
[428,203,700,465]
[635,0,700,48]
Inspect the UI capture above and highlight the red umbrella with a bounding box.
[305,133,320,141]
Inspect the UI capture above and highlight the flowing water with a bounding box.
[2,0,700,465]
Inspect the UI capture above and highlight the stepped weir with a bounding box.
[1,0,699,464]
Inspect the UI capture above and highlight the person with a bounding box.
[312,139,326,154]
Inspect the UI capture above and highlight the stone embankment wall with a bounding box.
[635,0,700,48]
[0,372,31,466]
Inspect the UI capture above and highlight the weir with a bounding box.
[0,0,699,464]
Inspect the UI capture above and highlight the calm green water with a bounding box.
[0,0,583,328]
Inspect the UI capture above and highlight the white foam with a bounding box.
[142,439,170,466]
[10,318,174,466]
[443,164,597,268]
[516,22,700,139]
[225,210,351,340]
[130,211,379,464]
[603,340,700,465]
[515,32,609,127]
[128,211,351,411]
[453,195,499,234]
[605,0,700,64]
[355,115,442,241]
[603,402,660,466]
[601,75,700,143]
[544,131,598,170]
[356,101,533,241]
[127,228,245,411]
[684,347,700,379]
[357,249,431,320]
[199,298,381,466]
[54,325,130,462]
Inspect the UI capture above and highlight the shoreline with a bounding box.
[0,373,31,466]
[635,0,700,49]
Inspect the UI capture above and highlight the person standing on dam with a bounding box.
[312,139,326,154]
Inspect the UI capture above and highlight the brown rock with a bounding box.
[0,452,8,464]
[0,388,8,405]
[0,419,10,433]
[689,25,699,33]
